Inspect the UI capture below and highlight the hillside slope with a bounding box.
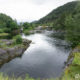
[38,1,80,47]
[37,1,77,25]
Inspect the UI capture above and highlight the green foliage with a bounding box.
[9,20,18,30]
[0,33,10,39]
[0,73,60,80]
[0,13,19,38]
[72,53,80,65]
[24,30,30,35]
[22,22,35,35]
[64,1,80,47]
[13,35,22,44]
[65,15,80,47]
[16,35,22,44]
[37,1,77,24]
[62,52,80,80]
[0,29,4,33]
[23,22,35,30]
[37,1,80,47]
[3,28,11,33]
[23,22,30,29]
[0,13,12,28]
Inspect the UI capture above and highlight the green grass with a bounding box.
[0,33,9,37]
[0,33,11,39]
[72,53,80,65]
[0,39,23,49]
[0,74,60,80]
[62,52,80,80]
[0,33,9,36]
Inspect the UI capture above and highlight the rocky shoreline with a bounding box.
[0,39,31,67]
[65,46,80,68]
[60,46,80,79]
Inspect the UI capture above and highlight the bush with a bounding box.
[3,28,11,33]
[0,29,4,33]
[24,30,30,35]
[14,35,22,44]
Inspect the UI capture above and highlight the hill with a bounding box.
[37,1,77,25]
[37,1,80,47]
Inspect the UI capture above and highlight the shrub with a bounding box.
[3,28,11,33]
[14,35,22,44]
[0,29,4,33]
[24,30,30,35]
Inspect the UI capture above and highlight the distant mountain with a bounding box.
[37,1,77,25]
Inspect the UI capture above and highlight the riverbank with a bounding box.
[0,39,31,67]
[61,46,80,80]
[23,26,53,35]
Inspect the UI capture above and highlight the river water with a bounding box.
[0,31,70,79]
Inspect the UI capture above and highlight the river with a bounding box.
[0,31,71,79]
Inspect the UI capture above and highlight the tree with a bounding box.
[23,22,30,29]
[65,12,80,47]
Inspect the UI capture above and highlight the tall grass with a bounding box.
[0,73,60,80]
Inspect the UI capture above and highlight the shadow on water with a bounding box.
[0,31,71,79]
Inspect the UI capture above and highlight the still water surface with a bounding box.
[0,31,70,79]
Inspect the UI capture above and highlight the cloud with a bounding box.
[0,0,76,22]
[29,0,48,5]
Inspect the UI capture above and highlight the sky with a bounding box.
[0,0,76,22]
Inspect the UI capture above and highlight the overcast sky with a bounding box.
[0,0,76,22]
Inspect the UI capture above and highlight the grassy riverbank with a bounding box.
[0,74,34,80]
[61,47,80,80]
[0,74,59,80]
